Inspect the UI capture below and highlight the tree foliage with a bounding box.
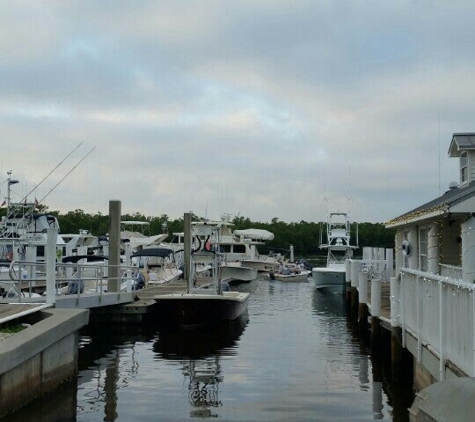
[0,207,395,258]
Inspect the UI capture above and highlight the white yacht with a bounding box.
[311,212,358,291]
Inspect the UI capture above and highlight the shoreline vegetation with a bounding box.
[0,208,394,259]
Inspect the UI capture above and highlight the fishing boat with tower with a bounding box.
[311,212,358,291]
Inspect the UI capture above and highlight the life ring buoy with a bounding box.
[402,240,412,257]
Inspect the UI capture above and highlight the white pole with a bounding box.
[386,248,393,282]
[390,276,400,327]
[371,277,381,317]
[359,271,368,305]
[439,280,446,380]
[428,222,440,274]
[46,227,57,305]
[346,259,352,283]
[351,260,361,288]
[26,246,36,281]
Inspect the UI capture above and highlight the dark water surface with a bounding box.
[4,278,414,421]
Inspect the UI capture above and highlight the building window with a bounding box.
[461,151,468,183]
[419,227,428,272]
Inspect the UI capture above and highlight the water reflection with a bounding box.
[153,314,248,418]
[0,323,156,422]
[311,288,347,318]
[1,280,415,422]
[312,288,413,421]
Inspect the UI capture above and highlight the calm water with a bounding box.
[4,278,414,422]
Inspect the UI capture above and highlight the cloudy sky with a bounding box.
[1,1,472,224]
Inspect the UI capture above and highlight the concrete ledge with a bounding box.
[410,378,475,422]
[0,308,89,417]
[0,308,89,374]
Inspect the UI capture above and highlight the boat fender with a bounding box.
[402,240,412,257]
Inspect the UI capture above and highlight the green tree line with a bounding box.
[0,207,395,258]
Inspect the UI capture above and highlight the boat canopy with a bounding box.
[234,229,274,241]
[121,233,168,248]
[62,255,108,263]
[131,247,175,258]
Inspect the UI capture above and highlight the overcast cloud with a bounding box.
[1,1,471,224]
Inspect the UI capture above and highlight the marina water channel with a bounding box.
[4,277,415,422]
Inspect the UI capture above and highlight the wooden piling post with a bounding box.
[345,260,352,310]
[108,200,121,293]
[350,260,361,321]
[370,277,382,352]
[46,227,58,305]
[358,271,369,332]
[183,212,192,291]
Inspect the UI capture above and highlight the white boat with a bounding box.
[162,220,261,282]
[0,172,65,294]
[234,228,282,273]
[61,229,102,257]
[130,247,183,285]
[153,219,250,327]
[311,212,358,291]
[269,263,311,282]
[205,222,280,274]
[220,261,258,283]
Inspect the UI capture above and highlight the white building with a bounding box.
[386,133,475,282]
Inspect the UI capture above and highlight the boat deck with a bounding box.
[136,278,213,301]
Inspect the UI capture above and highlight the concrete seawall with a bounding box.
[0,308,89,418]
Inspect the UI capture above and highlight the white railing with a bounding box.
[439,263,463,280]
[396,268,475,378]
[1,260,135,303]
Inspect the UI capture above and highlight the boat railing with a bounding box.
[1,259,135,303]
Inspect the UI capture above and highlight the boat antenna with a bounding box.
[18,141,84,204]
[38,146,96,204]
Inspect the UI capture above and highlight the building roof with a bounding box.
[385,181,475,228]
[448,133,475,157]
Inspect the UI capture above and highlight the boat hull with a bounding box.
[220,264,258,283]
[241,259,280,273]
[311,267,346,291]
[269,270,311,282]
[154,291,250,327]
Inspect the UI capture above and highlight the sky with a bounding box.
[1,1,473,224]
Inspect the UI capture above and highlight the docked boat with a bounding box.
[153,218,250,327]
[220,261,258,284]
[311,212,358,291]
[234,229,282,273]
[161,220,260,283]
[131,247,183,285]
[269,263,311,282]
[0,172,65,294]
